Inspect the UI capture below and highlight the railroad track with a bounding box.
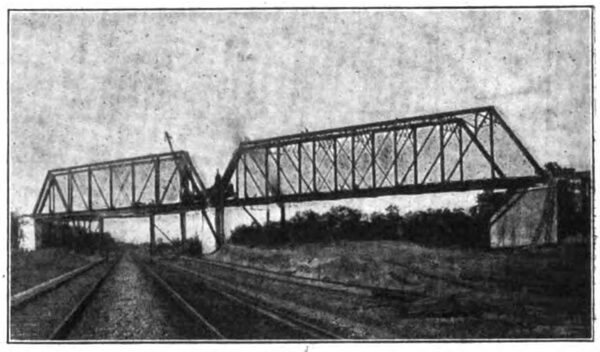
[163,255,434,337]
[166,255,572,338]
[135,254,343,340]
[10,253,121,341]
[181,255,423,300]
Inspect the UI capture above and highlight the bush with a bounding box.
[402,208,484,247]
[36,220,115,255]
[184,237,203,256]
[230,203,488,248]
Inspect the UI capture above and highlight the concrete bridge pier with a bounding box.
[490,184,558,248]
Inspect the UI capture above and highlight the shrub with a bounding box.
[35,220,116,255]
[230,203,487,248]
[184,237,203,256]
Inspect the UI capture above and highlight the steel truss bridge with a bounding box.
[31,106,547,250]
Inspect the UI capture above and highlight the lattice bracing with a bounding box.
[222,106,545,206]
[32,151,210,219]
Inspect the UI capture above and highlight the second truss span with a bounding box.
[220,106,546,207]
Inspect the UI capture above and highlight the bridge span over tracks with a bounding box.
[30,106,548,251]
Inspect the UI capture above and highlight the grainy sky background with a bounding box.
[9,9,592,245]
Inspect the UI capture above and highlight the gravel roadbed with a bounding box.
[67,253,204,340]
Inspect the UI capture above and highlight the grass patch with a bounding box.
[208,240,590,337]
[10,247,95,294]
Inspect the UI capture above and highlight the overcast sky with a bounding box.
[9,9,592,244]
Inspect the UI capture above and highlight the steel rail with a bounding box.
[134,255,225,339]
[49,253,122,340]
[157,261,343,339]
[180,256,422,300]
[11,258,105,308]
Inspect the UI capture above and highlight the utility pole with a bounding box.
[164,131,175,153]
[165,131,188,245]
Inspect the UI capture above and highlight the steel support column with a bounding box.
[180,212,187,243]
[279,203,286,230]
[149,214,156,255]
[214,172,225,248]
[98,217,104,256]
